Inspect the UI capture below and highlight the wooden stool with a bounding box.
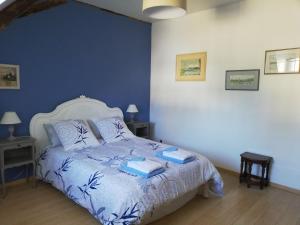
[240,152,273,189]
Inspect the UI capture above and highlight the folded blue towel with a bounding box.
[128,157,145,162]
[155,152,195,164]
[120,164,165,178]
[155,147,196,164]
[120,157,165,178]
[163,146,178,152]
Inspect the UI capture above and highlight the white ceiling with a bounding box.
[77,0,242,23]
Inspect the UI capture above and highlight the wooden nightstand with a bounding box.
[126,121,150,139]
[0,136,36,197]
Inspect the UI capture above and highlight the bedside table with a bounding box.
[240,152,273,190]
[126,121,150,139]
[0,136,36,197]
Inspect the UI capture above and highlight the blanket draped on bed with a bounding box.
[37,137,223,225]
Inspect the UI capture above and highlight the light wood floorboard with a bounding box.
[0,170,299,225]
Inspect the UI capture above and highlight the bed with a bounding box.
[30,96,223,225]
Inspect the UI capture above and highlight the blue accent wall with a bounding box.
[0,2,151,181]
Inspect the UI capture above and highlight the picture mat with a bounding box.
[265,48,300,74]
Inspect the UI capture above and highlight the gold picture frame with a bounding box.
[176,52,207,81]
[0,64,20,89]
[264,47,300,75]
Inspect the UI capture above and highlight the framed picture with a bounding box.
[225,70,260,91]
[0,64,20,89]
[264,48,300,74]
[176,52,207,81]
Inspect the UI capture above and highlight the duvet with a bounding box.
[37,137,223,225]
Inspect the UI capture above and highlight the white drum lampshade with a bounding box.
[0,112,21,140]
[126,104,139,113]
[143,0,187,19]
[126,104,138,121]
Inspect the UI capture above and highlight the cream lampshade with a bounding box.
[142,0,187,19]
[126,104,138,122]
[0,112,21,140]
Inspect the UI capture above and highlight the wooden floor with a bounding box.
[1,170,300,225]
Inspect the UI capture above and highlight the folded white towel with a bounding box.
[127,159,163,174]
[163,149,195,161]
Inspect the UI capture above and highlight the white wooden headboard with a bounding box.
[29,95,123,153]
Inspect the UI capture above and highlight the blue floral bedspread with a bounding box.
[37,137,223,225]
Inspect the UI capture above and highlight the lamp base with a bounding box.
[8,136,16,141]
[129,113,136,122]
[8,125,16,141]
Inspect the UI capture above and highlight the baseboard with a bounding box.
[270,182,300,195]
[217,167,240,177]
[217,167,300,195]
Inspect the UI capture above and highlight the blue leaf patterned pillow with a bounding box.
[53,120,100,151]
[91,117,135,143]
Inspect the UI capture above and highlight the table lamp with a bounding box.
[126,104,138,122]
[0,112,21,140]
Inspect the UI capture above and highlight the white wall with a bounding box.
[150,0,300,190]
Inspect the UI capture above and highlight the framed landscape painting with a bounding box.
[176,52,207,81]
[225,70,260,91]
[265,48,300,74]
[0,64,20,89]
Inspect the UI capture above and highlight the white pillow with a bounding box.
[53,120,100,151]
[92,117,135,143]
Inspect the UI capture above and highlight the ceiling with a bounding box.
[77,0,242,23]
[0,0,14,11]
[0,0,242,22]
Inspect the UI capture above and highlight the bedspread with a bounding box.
[37,137,223,225]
